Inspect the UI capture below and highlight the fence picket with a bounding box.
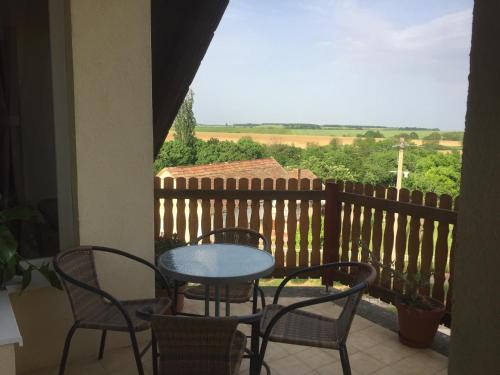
[237,178,249,228]
[433,194,452,302]
[250,178,261,232]
[286,179,298,268]
[188,178,199,242]
[420,192,438,296]
[446,197,459,317]
[274,178,286,269]
[213,178,224,231]
[163,177,174,238]
[226,178,236,228]
[299,179,311,267]
[200,178,211,242]
[310,179,322,266]
[372,185,386,283]
[350,183,363,264]
[154,177,161,240]
[175,177,187,242]
[394,189,410,293]
[262,179,273,253]
[381,187,397,289]
[341,182,354,269]
[407,190,423,280]
[360,184,374,262]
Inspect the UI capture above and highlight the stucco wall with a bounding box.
[13,0,154,372]
[448,1,500,374]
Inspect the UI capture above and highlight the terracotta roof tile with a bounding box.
[157,158,291,180]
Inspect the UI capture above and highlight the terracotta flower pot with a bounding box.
[396,299,445,348]
[156,284,186,313]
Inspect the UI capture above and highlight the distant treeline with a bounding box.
[209,123,441,131]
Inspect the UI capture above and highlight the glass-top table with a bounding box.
[158,243,275,316]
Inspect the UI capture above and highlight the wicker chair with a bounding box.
[53,246,172,375]
[184,228,270,308]
[257,262,376,375]
[136,309,254,375]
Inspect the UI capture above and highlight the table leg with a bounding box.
[250,320,260,375]
[215,285,220,317]
[252,279,259,314]
[225,285,230,316]
[204,284,210,316]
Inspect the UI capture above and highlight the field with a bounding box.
[196,125,438,138]
[183,125,463,149]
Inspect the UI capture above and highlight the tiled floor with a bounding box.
[27,297,448,375]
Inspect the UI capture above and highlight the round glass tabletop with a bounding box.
[158,244,275,284]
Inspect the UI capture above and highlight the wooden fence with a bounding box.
[154,177,458,326]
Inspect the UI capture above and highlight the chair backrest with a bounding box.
[193,227,270,251]
[54,247,106,321]
[151,315,243,375]
[336,263,376,343]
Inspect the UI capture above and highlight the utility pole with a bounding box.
[396,137,405,191]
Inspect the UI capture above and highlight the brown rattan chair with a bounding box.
[257,262,376,375]
[53,246,172,375]
[136,309,250,375]
[184,228,270,308]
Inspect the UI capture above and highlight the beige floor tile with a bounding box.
[349,352,386,375]
[364,342,413,365]
[293,347,339,369]
[315,360,344,375]
[389,352,447,375]
[268,353,314,375]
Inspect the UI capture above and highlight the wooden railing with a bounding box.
[323,181,458,326]
[154,177,458,326]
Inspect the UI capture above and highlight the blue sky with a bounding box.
[191,0,473,130]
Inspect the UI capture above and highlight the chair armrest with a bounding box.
[273,262,366,304]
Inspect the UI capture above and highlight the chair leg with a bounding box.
[152,330,158,375]
[58,323,79,375]
[98,329,107,360]
[129,330,145,375]
[339,345,352,375]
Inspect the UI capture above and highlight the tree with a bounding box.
[173,89,197,146]
[358,130,385,138]
[266,143,303,167]
[405,152,461,196]
[154,139,197,173]
[422,132,441,141]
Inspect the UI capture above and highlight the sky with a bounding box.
[191,0,473,131]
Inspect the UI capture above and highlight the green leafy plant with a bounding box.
[0,206,62,292]
[359,240,437,310]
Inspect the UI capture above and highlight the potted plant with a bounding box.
[360,241,445,348]
[0,206,62,292]
[155,234,187,311]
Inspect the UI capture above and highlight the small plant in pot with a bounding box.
[360,241,445,348]
[0,206,62,292]
[155,234,187,311]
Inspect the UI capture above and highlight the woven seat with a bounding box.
[184,228,270,306]
[260,304,340,349]
[79,298,171,331]
[54,246,172,375]
[150,315,247,375]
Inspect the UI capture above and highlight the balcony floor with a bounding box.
[27,296,447,375]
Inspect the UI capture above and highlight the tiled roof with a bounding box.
[157,158,291,180]
[287,168,317,180]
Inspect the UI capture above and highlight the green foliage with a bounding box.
[154,140,197,173]
[405,152,462,196]
[173,89,197,147]
[195,137,266,165]
[440,131,464,141]
[358,130,385,138]
[423,132,441,141]
[393,132,419,140]
[0,206,62,291]
[266,143,303,167]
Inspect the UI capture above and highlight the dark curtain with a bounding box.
[0,1,23,209]
[151,0,229,156]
